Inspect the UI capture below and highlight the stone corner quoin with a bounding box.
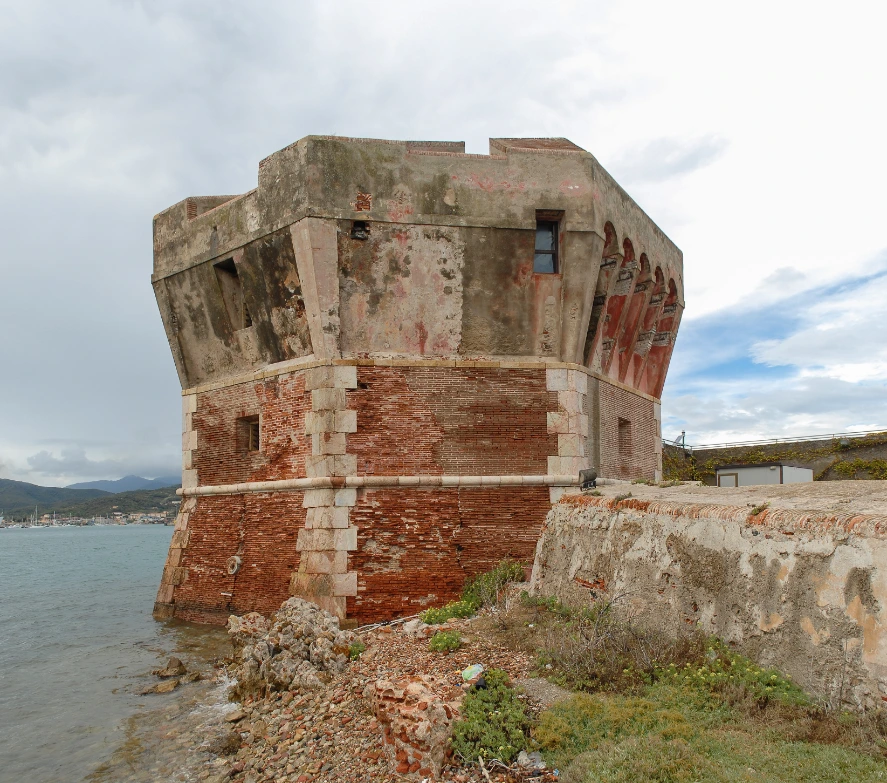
[151,135,684,625]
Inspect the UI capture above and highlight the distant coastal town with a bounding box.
[0,510,174,528]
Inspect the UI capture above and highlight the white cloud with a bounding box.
[1,0,886,482]
[751,273,887,382]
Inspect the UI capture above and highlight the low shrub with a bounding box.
[654,641,810,707]
[461,559,526,611]
[524,594,713,693]
[451,669,528,764]
[520,591,576,619]
[348,641,366,660]
[428,630,462,652]
[420,560,527,624]
[420,600,476,625]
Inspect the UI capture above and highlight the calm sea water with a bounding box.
[0,525,228,783]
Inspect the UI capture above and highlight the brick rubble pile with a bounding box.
[197,606,538,783]
[365,674,462,777]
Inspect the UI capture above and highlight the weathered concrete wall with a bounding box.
[153,136,683,397]
[531,494,887,708]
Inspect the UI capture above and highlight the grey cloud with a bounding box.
[27,447,124,478]
[663,377,887,445]
[0,1,631,487]
[611,135,728,184]
[26,446,176,483]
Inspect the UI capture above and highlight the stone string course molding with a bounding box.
[179,474,582,498]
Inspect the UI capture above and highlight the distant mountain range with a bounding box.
[0,477,182,519]
[66,475,181,493]
[0,478,107,517]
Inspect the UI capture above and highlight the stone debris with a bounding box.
[401,618,430,637]
[194,608,539,782]
[154,656,188,678]
[139,678,180,695]
[365,675,462,778]
[227,598,356,700]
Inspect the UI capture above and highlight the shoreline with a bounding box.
[119,612,540,783]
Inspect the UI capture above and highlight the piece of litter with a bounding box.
[462,663,484,681]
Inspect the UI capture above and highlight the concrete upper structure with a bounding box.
[153,135,684,399]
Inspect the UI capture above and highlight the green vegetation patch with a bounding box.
[834,459,887,480]
[461,559,526,610]
[348,640,366,660]
[536,688,887,783]
[655,641,809,706]
[428,630,461,652]
[420,559,526,624]
[420,600,476,625]
[451,669,528,764]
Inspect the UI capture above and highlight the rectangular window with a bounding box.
[238,415,261,453]
[214,258,252,330]
[618,417,632,463]
[534,210,563,274]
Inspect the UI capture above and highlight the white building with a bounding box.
[715,463,813,487]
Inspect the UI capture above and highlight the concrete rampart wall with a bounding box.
[665,433,887,484]
[531,495,887,708]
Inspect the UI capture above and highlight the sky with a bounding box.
[0,0,885,485]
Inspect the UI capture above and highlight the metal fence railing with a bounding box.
[665,428,887,452]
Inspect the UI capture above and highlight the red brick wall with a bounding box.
[173,492,305,624]
[194,374,311,485]
[346,486,550,623]
[170,365,657,624]
[598,380,657,480]
[347,367,557,476]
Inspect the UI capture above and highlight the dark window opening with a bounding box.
[238,415,260,453]
[351,220,370,240]
[214,258,252,330]
[618,417,632,470]
[534,212,562,273]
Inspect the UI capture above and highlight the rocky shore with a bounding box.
[160,597,552,783]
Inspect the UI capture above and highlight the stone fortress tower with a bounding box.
[152,136,684,624]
